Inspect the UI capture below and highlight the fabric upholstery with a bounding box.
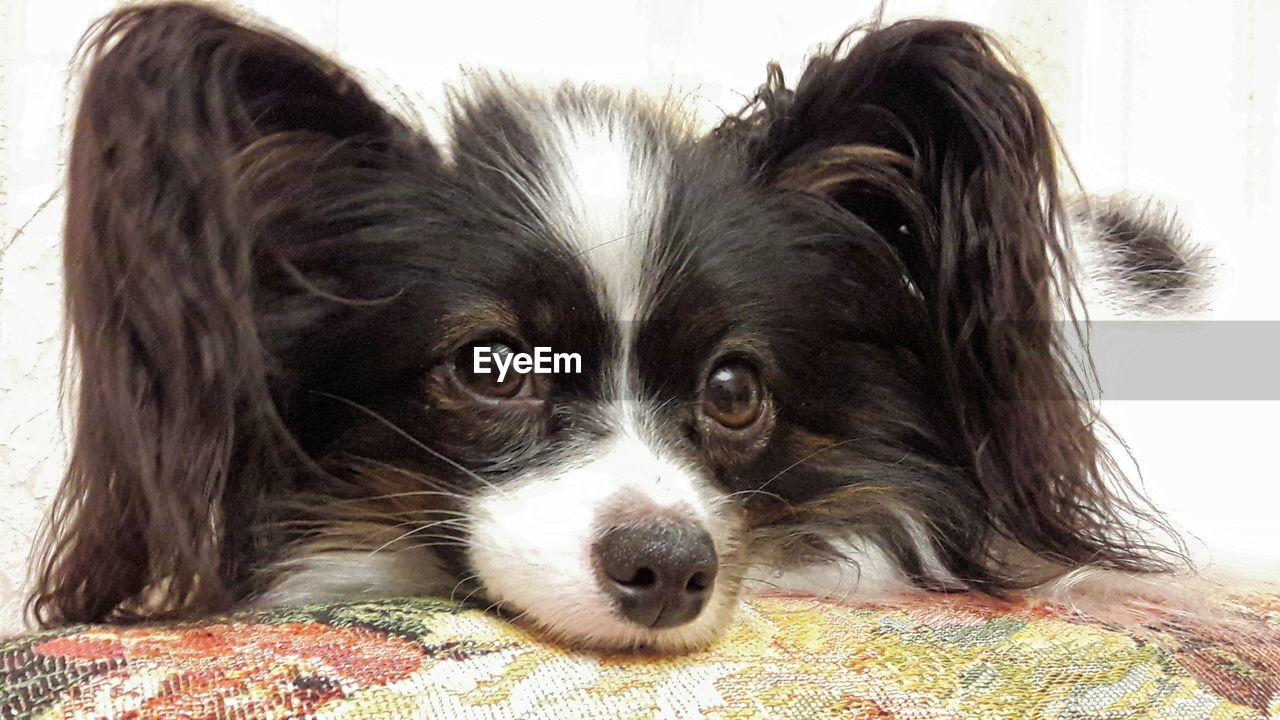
[2,592,1278,718]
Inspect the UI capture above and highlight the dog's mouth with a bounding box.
[461,450,748,651]
[473,531,747,653]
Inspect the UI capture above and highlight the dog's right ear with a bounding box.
[30,3,436,625]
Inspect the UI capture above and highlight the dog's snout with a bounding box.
[593,521,718,629]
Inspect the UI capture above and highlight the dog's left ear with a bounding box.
[719,20,1177,584]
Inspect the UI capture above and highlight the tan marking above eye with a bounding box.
[701,361,764,429]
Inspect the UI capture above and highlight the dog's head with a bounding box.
[31,4,1178,650]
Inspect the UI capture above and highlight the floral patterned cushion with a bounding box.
[2,592,1278,718]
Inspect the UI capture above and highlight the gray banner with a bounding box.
[1063,321,1280,400]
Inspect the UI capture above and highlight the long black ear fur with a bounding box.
[719,20,1180,588]
[30,3,436,625]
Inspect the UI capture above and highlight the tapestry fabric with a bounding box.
[2,592,1277,719]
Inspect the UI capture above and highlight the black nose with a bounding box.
[593,521,718,629]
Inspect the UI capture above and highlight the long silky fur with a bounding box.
[28,3,439,624]
[716,20,1184,590]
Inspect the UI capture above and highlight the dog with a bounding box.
[28,2,1207,652]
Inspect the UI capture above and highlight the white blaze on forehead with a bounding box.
[457,101,739,649]
[538,111,666,327]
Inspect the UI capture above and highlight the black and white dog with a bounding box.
[30,3,1205,651]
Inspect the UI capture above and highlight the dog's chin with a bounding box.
[466,522,748,652]
[459,431,749,652]
[481,579,744,653]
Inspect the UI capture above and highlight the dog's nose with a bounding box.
[593,521,718,629]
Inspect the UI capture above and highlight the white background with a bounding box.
[2,0,1278,633]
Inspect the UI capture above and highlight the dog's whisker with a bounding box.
[343,455,467,493]
[311,392,510,497]
[753,437,870,493]
[457,582,488,608]
[298,486,476,509]
[448,573,481,604]
[368,527,470,557]
[367,517,471,535]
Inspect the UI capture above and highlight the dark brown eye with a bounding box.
[702,361,764,429]
[454,340,528,399]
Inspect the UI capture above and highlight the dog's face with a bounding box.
[31,5,1180,650]
[274,92,929,649]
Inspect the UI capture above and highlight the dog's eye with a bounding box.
[702,361,764,429]
[454,340,529,399]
